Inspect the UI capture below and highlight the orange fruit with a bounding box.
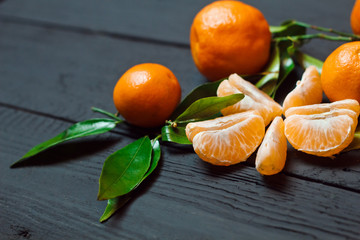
[185,111,265,166]
[255,116,287,175]
[190,0,271,81]
[217,73,283,126]
[321,41,360,103]
[113,63,181,128]
[284,100,360,157]
[351,0,360,35]
[282,66,323,113]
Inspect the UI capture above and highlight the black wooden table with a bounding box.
[1,0,360,239]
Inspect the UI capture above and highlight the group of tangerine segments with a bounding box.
[185,66,360,175]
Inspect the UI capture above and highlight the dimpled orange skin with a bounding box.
[190,0,271,81]
[351,0,360,35]
[113,63,181,128]
[321,42,360,103]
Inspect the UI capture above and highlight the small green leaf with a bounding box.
[272,20,307,48]
[269,25,289,34]
[175,94,244,123]
[343,125,360,152]
[142,139,161,180]
[161,126,192,145]
[99,138,161,222]
[256,45,280,92]
[97,136,152,200]
[92,107,123,122]
[271,47,295,98]
[11,118,118,168]
[99,195,131,223]
[170,80,224,120]
[294,50,323,74]
[272,20,307,37]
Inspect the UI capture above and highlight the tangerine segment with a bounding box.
[217,73,283,126]
[282,66,323,113]
[189,112,265,166]
[255,116,287,175]
[284,109,358,157]
[186,110,260,142]
[284,99,360,118]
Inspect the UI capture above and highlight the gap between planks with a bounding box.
[0,14,190,49]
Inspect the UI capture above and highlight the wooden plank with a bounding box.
[1,106,360,239]
[0,0,354,57]
[1,20,360,192]
[0,20,203,121]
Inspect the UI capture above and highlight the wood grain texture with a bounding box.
[0,19,360,191]
[1,0,360,238]
[1,106,360,239]
[0,0,354,57]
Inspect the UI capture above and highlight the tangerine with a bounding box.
[321,42,360,103]
[113,63,181,128]
[351,0,360,35]
[190,0,271,81]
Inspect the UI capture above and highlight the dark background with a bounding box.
[1,0,359,239]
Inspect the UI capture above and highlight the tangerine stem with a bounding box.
[293,20,360,39]
[273,33,355,43]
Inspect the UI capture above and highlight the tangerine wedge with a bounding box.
[217,73,283,126]
[255,116,287,175]
[282,66,323,113]
[186,111,265,166]
[284,102,359,157]
[284,99,360,118]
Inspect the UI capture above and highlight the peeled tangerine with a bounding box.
[282,65,323,113]
[217,73,283,126]
[255,116,287,175]
[284,99,360,157]
[186,111,265,166]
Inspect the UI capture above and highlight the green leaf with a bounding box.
[161,126,192,145]
[170,80,224,120]
[269,25,289,34]
[294,50,323,74]
[271,46,295,98]
[175,94,244,123]
[272,20,307,38]
[99,138,161,222]
[272,20,307,47]
[92,107,123,122]
[256,45,280,92]
[97,136,152,200]
[11,118,118,168]
[142,139,161,180]
[99,195,131,223]
[343,125,360,152]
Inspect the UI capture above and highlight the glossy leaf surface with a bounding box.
[97,136,152,200]
[11,118,118,167]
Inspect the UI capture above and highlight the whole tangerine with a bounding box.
[321,42,360,103]
[113,63,181,128]
[351,0,360,35]
[190,0,271,81]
